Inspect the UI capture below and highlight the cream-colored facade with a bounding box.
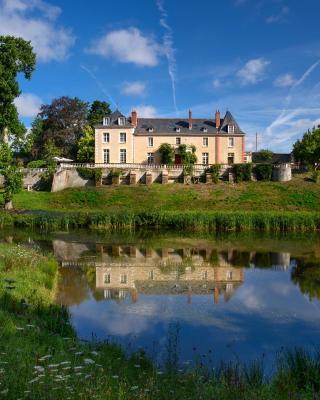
[94,110,245,165]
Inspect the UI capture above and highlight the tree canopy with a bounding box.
[254,149,273,164]
[293,126,320,169]
[0,36,36,143]
[88,100,111,126]
[77,125,95,162]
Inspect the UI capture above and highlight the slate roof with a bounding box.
[94,110,132,128]
[133,111,245,135]
[252,152,293,164]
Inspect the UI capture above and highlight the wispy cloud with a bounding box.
[134,105,157,118]
[266,6,289,24]
[0,0,75,62]
[274,73,296,88]
[14,93,42,117]
[156,0,178,113]
[80,65,117,109]
[87,27,160,67]
[121,81,146,97]
[237,58,270,85]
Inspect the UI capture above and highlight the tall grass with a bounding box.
[1,210,319,232]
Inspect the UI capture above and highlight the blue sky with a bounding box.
[1,0,320,152]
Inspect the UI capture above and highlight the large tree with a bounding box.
[77,125,95,162]
[37,96,89,159]
[293,126,320,169]
[88,100,111,126]
[0,36,36,143]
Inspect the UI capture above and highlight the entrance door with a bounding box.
[175,154,182,165]
[228,153,234,165]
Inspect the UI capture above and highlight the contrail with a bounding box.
[156,0,178,114]
[80,65,118,109]
[266,59,320,136]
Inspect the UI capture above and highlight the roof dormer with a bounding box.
[175,127,181,132]
[103,117,110,126]
[118,117,126,126]
[147,127,154,133]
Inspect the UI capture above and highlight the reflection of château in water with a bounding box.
[55,241,292,304]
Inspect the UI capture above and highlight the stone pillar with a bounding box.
[206,173,212,184]
[161,170,168,184]
[129,171,137,185]
[228,172,234,183]
[183,174,191,185]
[146,171,153,185]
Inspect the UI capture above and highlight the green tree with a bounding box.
[159,143,175,164]
[293,126,320,169]
[254,149,273,163]
[37,96,89,159]
[179,144,197,164]
[88,100,111,126]
[77,125,95,162]
[0,143,13,169]
[0,36,36,142]
[23,117,45,160]
[2,165,23,210]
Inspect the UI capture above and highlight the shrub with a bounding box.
[110,169,122,178]
[159,143,175,165]
[77,167,102,184]
[254,149,273,163]
[206,165,221,183]
[27,160,47,168]
[254,164,273,181]
[311,170,320,183]
[233,164,253,183]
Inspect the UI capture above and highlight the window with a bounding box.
[148,127,154,133]
[104,289,111,299]
[226,283,233,292]
[176,137,181,145]
[228,125,235,134]
[203,137,208,147]
[202,127,208,133]
[202,152,209,165]
[148,137,154,147]
[103,149,110,164]
[147,152,154,164]
[120,132,126,143]
[103,132,110,143]
[103,117,110,126]
[118,117,126,126]
[120,149,127,163]
[228,153,234,165]
[104,273,111,284]
[228,137,234,148]
[175,127,181,133]
[226,271,233,280]
[120,274,127,284]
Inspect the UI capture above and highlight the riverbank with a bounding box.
[1,243,320,399]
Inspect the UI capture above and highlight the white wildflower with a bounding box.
[84,358,95,365]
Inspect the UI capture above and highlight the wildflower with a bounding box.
[91,351,99,356]
[29,377,40,384]
[60,361,71,365]
[0,389,8,395]
[156,371,164,375]
[131,386,138,390]
[134,364,140,368]
[85,374,92,379]
[112,375,119,379]
[74,366,83,370]
[63,367,71,370]
[26,324,35,328]
[39,355,52,361]
[75,352,83,356]
[75,372,82,376]
[84,358,95,365]
[15,327,24,331]
[48,364,59,368]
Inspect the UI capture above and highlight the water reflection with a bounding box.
[2,230,320,366]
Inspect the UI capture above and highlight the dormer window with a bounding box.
[228,125,235,134]
[175,127,181,132]
[103,117,110,126]
[148,127,154,133]
[118,117,126,126]
[202,127,208,133]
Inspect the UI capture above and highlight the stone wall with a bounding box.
[51,169,94,192]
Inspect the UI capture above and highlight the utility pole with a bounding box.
[255,132,258,152]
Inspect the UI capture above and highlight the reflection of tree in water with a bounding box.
[85,267,105,302]
[56,268,91,306]
[158,258,196,278]
[291,259,320,301]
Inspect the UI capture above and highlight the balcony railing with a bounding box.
[59,163,226,171]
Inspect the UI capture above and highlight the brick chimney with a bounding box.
[215,110,221,129]
[188,109,192,130]
[131,110,138,127]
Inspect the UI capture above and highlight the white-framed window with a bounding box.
[148,127,154,133]
[103,117,110,126]
[203,137,208,147]
[120,132,126,143]
[103,132,110,143]
[202,152,209,165]
[118,117,126,126]
[120,149,127,163]
[103,149,110,164]
[226,283,233,292]
[226,271,233,280]
[119,289,126,299]
[148,137,154,147]
[120,274,127,284]
[147,152,154,164]
[104,273,111,284]
[175,127,181,133]
[228,125,235,134]
[104,289,111,299]
[176,137,181,145]
[228,137,234,148]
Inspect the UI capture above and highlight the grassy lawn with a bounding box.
[1,243,320,399]
[6,174,320,213]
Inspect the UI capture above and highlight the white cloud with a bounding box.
[87,28,160,67]
[237,58,270,85]
[266,6,289,24]
[0,0,75,62]
[14,93,42,117]
[212,79,221,89]
[274,73,296,88]
[134,105,157,118]
[122,81,146,96]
